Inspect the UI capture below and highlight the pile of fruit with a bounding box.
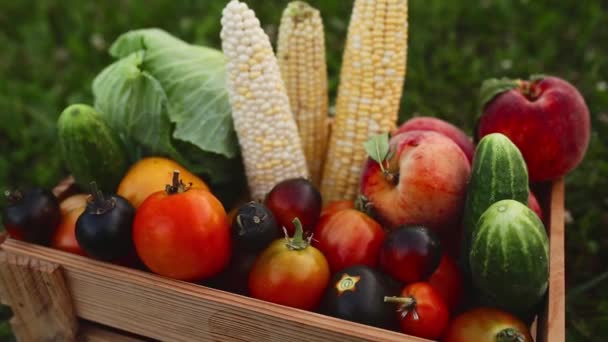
[1,0,591,341]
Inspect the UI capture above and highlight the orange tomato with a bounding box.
[443,307,533,342]
[52,195,87,256]
[133,186,231,281]
[117,157,209,208]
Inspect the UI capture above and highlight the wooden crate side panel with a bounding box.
[1,239,428,342]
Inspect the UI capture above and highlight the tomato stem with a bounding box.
[384,296,419,320]
[165,170,190,195]
[87,181,115,215]
[286,218,308,250]
[496,328,526,342]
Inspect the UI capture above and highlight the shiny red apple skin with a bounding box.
[477,76,590,181]
[360,131,471,231]
[394,117,475,164]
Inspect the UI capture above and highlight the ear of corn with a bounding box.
[320,0,409,202]
[220,0,309,201]
[277,1,328,188]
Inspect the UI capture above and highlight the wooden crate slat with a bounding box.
[0,251,78,341]
[1,239,428,342]
[79,321,151,342]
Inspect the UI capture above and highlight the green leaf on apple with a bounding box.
[364,133,392,173]
[479,77,519,114]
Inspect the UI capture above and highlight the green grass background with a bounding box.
[1,0,606,340]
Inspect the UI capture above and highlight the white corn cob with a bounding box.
[320,0,409,202]
[221,0,309,200]
[277,1,329,188]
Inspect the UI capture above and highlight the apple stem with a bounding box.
[496,328,526,342]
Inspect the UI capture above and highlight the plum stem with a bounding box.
[87,181,115,215]
[496,328,526,342]
[285,218,308,250]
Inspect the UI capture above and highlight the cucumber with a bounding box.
[58,104,128,191]
[469,199,549,316]
[461,133,529,268]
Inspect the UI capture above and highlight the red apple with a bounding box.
[477,76,590,181]
[528,191,543,222]
[394,117,475,164]
[360,131,471,231]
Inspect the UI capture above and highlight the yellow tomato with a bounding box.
[117,157,209,208]
[59,194,89,215]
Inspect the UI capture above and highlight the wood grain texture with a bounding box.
[0,251,78,342]
[537,178,565,342]
[79,321,150,342]
[0,240,428,342]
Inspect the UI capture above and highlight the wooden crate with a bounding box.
[0,179,565,342]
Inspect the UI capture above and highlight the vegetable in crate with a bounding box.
[428,254,464,312]
[321,0,409,202]
[385,282,449,340]
[117,157,209,208]
[92,29,244,193]
[443,307,533,342]
[461,133,529,273]
[264,178,321,235]
[477,75,590,181]
[469,199,549,317]
[52,194,87,256]
[75,183,135,261]
[321,266,397,329]
[360,131,471,231]
[2,188,60,244]
[379,225,442,283]
[231,202,278,253]
[313,208,385,273]
[57,104,128,191]
[277,1,329,187]
[133,171,231,281]
[220,0,308,201]
[249,218,330,310]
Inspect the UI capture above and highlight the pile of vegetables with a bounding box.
[1,0,591,341]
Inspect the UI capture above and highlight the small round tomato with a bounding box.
[249,218,330,310]
[264,178,322,235]
[443,307,533,342]
[428,254,463,312]
[118,157,209,208]
[133,171,231,281]
[313,209,385,272]
[52,206,87,256]
[385,282,449,340]
[320,200,354,218]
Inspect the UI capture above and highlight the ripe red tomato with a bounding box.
[385,282,449,340]
[443,307,533,342]
[133,174,231,281]
[313,209,385,272]
[320,200,354,218]
[428,254,463,312]
[249,219,330,310]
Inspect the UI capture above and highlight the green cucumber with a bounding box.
[58,104,128,191]
[462,133,529,268]
[469,199,549,316]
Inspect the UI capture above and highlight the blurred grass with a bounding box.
[0,1,606,340]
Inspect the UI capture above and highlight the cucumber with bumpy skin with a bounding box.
[469,199,549,317]
[58,104,128,191]
[461,133,529,271]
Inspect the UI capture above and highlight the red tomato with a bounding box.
[385,282,449,340]
[428,254,463,312]
[249,219,330,310]
[313,209,385,272]
[320,200,354,218]
[51,206,87,256]
[443,307,534,342]
[133,177,231,281]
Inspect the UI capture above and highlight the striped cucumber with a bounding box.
[58,104,128,191]
[461,133,529,269]
[469,199,549,316]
